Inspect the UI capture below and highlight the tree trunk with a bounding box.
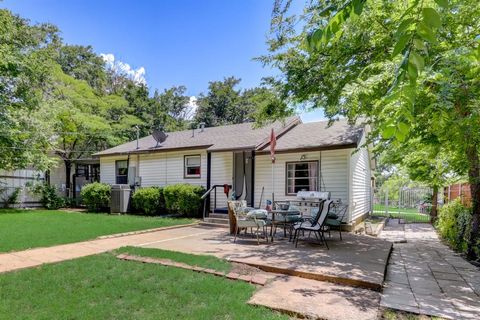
[466,146,480,261]
[65,160,72,198]
[430,185,438,222]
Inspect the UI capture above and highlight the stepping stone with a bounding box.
[250,276,380,320]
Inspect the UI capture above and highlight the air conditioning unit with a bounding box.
[110,184,131,214]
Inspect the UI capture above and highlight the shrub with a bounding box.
[30,183,65,210]
[163,184,205,217]
[0,184,21,208]
[80,182,111,212]
[437,199,471,252]
[131,187,164,215]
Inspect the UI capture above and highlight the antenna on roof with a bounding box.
[152,129,167,147]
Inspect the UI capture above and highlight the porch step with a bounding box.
[209,213,228,219]
[203,217,229,225]
[199,221,229,228]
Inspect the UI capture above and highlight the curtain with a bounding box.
[308,162,317,191]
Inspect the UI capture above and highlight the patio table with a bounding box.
[269,209,302,242]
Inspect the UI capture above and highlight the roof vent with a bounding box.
[199,122,206,132]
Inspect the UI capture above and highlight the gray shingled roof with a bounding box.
[94,117,364,157]
[94,117,300,156]
[258,119,364,153]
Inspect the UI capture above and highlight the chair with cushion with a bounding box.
[228,201,268,244]
[325,203,348,240]
[292,200,333,249]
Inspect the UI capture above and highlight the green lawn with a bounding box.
[372,205,430,223]
[0,252,286,320]
[0,209,194,252]
[117,246,232,273]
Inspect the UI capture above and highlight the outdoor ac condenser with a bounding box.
[110,184,131,214]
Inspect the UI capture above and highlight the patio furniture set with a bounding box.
[227,192,348,248]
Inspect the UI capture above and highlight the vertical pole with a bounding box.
[271,162,274,206]
[385,187,389,216]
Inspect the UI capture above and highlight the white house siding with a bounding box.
[349,135,372,222]
[138,149,207,187]
[210,151,233,210]
[100,150,208,188]
[254,150,350,210]
[99,156,128,184]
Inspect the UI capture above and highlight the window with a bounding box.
[184,155,201,178]
[116,160,128,184]
[286,161,318,195]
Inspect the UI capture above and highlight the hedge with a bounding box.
[131,187,164,215]
[80,182,111,212]
[437,199,471,252]
[163,184,205,217]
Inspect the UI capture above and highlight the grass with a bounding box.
[0,209,194,252]
[0,253,286,320]
[116,246,232,272]
[382,308,444,320]
[372,205,430,223]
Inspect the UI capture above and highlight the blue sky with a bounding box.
[2,0,325,122]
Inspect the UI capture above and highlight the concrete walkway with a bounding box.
[0,225,210,274]
[379,221,480,319]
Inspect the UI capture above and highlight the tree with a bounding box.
[194,77,286,127]
[195,77,242,126]
[263,0,480,259]
[150,86,191,131]
[44,66,133,196]
[0,9,59,170]
[55,45,107,92]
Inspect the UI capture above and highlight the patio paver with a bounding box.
[379,221,480,319]
[249,275,381,320]
[138,225,392,290]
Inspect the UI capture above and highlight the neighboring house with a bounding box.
[94,117,375,228]
[48,158,100,201]
[0,157,100,207]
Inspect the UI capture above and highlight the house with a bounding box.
[94,117,374,228]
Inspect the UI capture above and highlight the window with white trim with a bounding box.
[116,160,128,184]
[286,161,318,195]
[184,155,201,178]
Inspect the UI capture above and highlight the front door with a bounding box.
[233,151,254,207]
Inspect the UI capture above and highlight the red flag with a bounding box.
[270,128,276,163]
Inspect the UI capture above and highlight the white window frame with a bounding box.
[184,155,201,179]
[285,161,319,195]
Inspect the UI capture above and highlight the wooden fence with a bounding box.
[444,183,471,206]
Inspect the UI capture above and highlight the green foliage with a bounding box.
[437,199,472,252]
[0,184,21,208]
[30,183,65,210]
[194,76,283,127]
[265,0,480,259]
[80,182,111,212]
[163,184,205,217]
[131,187,164,216]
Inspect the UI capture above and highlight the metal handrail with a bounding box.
[201,184,232,219]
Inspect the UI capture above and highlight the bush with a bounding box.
[0,184,21,208]
[30,183,65,210]
[80,182,111,212]
[163,184,205,217]
[437,199,471,252]
[131,187,164,215]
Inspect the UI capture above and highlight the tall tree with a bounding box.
[262,0,480,259]
[55,45,107,92]
[0,9,59,170]
[195,77,242,126]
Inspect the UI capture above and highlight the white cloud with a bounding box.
[100,53,146,85]
[183,96,198,120]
